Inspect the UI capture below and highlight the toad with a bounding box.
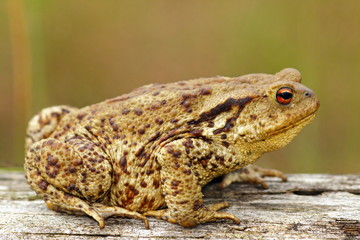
[24,68,319,228]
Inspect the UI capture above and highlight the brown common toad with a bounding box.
[24,68,319,228]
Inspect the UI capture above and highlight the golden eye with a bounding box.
[276,87,293,105]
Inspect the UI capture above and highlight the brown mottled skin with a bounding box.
[24,68,319,228]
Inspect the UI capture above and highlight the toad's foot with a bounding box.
[144,202,240,227]
[91,203,150,229]
[220,164,287,189]
[47,201,149,229]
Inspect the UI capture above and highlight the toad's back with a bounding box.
[51,72,277,159]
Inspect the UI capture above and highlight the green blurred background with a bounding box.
[1,0,359,173]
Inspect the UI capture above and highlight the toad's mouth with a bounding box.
[267,111,317,138]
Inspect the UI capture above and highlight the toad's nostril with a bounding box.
[304,92,311,97]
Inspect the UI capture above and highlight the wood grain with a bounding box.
[0,172,359,239]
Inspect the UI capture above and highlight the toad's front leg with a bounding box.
[145,139,240,227]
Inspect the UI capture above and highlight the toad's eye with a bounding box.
[276,87,293,105]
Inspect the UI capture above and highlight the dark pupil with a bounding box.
[279,91,292,99]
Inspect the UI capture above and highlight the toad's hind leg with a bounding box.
[37,182,149,229]
[24,138,148,228]
[45,193,149,228]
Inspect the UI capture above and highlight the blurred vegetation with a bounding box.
[0,0,359,173]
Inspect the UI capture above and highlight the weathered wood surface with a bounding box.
[0,171,359,240]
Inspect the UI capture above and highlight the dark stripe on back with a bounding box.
[188,96,253,126]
